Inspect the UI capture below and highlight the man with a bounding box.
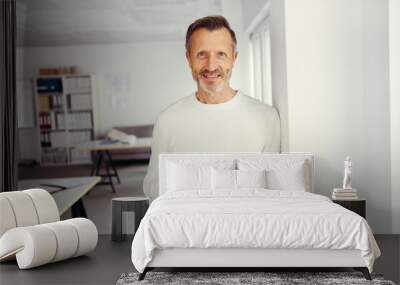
[143,15,281,201]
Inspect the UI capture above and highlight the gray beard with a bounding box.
[198,80,225,95]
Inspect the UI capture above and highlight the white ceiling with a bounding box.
[17,0,222,47]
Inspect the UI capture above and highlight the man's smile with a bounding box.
[201,72,223,82]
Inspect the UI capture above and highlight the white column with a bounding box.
[221,0,251,96]
[389,0,400,234]
[271,0,392,233]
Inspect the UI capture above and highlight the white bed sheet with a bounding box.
[131,190,380,273]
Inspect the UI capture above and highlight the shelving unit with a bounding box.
[35,74,95,165]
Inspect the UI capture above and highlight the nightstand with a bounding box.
[111,197,149,242]
[332,199,366,218]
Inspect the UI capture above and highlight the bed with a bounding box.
[131,153,380,281]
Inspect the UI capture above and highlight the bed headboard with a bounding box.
[158,152,314,196]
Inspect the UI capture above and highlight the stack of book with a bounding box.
[332,188,358,200]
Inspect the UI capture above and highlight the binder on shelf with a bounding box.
[50,112,56,130]
[56,113,66,129]
[37,78,63,93]
[50,132,68,147]
[39,112,51,130]
[68,112,92,129]
[42,147,68,165]
[66,76,91,94]
[69,131,92,145]
[68,94,91,110]
[36,74,94,166]
[40,132,51,147]
[39,96,50,111]
[70,148,91,164]
[52,95,63,109]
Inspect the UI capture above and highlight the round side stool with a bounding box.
[111,197,149,242]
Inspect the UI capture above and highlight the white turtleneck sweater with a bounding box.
[143,91,281,201]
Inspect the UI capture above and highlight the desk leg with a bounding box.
[90,153,96,176]
[87,151,102,195]
[103,155,116,193]
[91,150,102,176]
[95,151,103,176]
[71,199,88,218]
[93,150,116,193]
[106,151,120,184]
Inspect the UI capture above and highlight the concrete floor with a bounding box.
[1,235,398,285]
[79,164,147,234]
[0,235,133,285]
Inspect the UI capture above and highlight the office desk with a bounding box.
[75,138,152,192]
[18,176,101,218]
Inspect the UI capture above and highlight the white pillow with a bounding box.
[237,169,267,188]
[266,166,306,191]
[211,168,236,190]
[166,160,235,192]
[238,159,308,191]
[167,163,211,191]
[211,169,268,190]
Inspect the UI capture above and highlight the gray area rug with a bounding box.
[116,272,396,285]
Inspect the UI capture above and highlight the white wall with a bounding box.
[389,0,400,234]
[20,41,193,160]
[362,0,391,233]
[270,0,393,233]
[221,0,251,96]
[269,0,289,152]
[241,0,269,30]
[23,41,194,134]
[19,3,252,161]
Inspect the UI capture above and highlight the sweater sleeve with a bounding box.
[143,116,167,202]
[264,108,281,152]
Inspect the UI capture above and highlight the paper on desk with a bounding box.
[39,182,83,194]
[106,128,137,145]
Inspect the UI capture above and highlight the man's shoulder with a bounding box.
[157,94,194,121]
[239,92,277,115]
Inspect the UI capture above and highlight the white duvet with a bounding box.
[131,190,380,273]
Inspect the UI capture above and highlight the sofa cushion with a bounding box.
[0,218,97,269]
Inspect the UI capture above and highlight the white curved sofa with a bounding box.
[0,189,98,269]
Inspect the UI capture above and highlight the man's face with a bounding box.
[186,27,237,94]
